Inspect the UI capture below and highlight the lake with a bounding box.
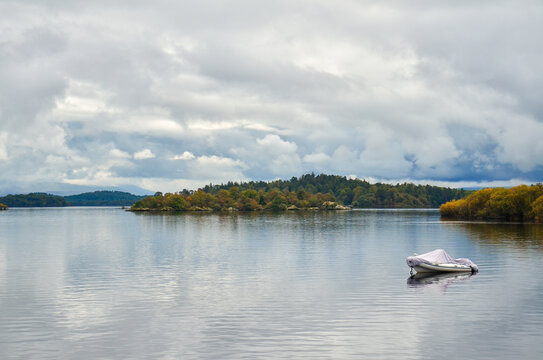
[1,207,542,359]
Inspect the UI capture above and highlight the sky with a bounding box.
[1,0,542,195]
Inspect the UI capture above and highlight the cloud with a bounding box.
[493,116,543,172]
[0,132,8,161]
[109,148,131,159]
[0,1,542,193]
[170,151,195,160]
[303,152,331,165]
[188,155,247,182]
[255,135,302,175]
[231,135,302,178]
[133,149,155,160]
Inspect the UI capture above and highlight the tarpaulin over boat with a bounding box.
[406,249,478,272]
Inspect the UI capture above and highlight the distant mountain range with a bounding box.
[0,191,146,207]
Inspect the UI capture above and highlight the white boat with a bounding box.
[412,262,473,273]
[406,249,478,274]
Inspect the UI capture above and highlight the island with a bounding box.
[0,193,67,207]
[0,174,471,211]
[440,184,543,222]
[130,174,470,212]
[199,173,470,208]
[130,188,350,212]
[64,191,146,206]
[0,191,147,207]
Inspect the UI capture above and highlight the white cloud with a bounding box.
[493,116,543,172]
[109,148,131,159]
[303,152,331,164]
[194,155,245,168]
[133,149,155,160]
[245,135,302,176]
[109,117,184,138]
[0,132,8,161]
[1,1,543,192]
[170,151,195,160]
[173,155,250,186]
[355,124,417,178]
[53,80,117,119]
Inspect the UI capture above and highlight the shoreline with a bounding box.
[128,204,352,212]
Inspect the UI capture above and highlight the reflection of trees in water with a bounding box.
[133,210,355,229]
[458,222,543,250]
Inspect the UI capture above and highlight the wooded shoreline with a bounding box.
[129,174,470,212]
[440,185,543,223]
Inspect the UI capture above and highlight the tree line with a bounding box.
[1,174,472,210]
[199,174,470,208]
[0,191,146,207]
[131,188,342,211]
[132,173,470,211]
[439,184,543,222]
[64,191,146,206]
[0,193,67,207]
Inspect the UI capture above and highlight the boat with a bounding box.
[406,249,478,274]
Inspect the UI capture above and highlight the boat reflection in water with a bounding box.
[407,272,475,293]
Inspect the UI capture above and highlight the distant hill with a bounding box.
[0,191,145,207]
[0,193,67,207]
[64,191,146,206]
[0,176,471,209]
[200,173,471,208]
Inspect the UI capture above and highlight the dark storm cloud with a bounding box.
[0,0,542,193]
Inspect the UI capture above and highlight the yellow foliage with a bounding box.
[439,184,543,222]
[531,195,543,220]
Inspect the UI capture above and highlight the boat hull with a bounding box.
[413,263,473,273]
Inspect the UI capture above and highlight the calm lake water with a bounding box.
[1,208,542,359]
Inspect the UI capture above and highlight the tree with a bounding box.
[268,196,287,211]
[531,195,543,222]
[439,184,543,221]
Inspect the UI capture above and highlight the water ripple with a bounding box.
[1,208,543,359]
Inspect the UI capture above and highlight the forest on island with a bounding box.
[0,174,471,210]
[199,174,470,208]
[0,191,146,207]
[131,174,470,212]
[439,184,543,222]
[64,191,146,206]
[0,193,67,207]
[131,188,342,212]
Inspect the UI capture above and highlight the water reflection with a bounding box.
[2,208,543,359]
[450,222,543,250]
[407,272,475,293]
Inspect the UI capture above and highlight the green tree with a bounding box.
[268,196,287,211]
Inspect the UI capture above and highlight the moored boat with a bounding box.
[406,249,478,274]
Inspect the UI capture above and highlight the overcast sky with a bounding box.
[1,0,542,194]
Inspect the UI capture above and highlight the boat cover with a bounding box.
[406,249,478,272]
